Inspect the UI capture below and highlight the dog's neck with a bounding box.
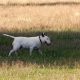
[39,36,42,44]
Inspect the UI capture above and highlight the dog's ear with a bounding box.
[41,33,45,37]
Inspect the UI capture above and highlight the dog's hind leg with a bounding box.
[8,49,15,56]
[9,43,20,56]
[9,49,19,56]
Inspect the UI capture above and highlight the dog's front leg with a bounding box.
[30,47,33,56]
[38,49,42,55]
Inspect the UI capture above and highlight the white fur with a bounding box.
[3,34,51,56]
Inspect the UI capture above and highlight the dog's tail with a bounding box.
[3,34,15,38]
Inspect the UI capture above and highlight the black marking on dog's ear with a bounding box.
[41,33,45,37]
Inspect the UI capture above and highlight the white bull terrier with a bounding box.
[3,33,51,56]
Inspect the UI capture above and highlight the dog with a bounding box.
[3,33,51,56]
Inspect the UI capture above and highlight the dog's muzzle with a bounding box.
[45,41,51,46]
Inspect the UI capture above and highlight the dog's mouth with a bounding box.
[45,42,51,46]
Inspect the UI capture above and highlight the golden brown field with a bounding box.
[0,5,80,32]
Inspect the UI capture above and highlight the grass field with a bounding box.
[0,1,80,80]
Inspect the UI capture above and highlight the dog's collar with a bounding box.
[39,36,42,44]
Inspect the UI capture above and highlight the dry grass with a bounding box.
[0,61,80,80]
[0,0,80,4]
[0,5,80,32]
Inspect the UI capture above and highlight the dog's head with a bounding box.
[40,33,51,45]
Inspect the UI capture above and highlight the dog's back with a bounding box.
[13,36,41,48]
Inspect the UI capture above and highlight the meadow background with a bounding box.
[0,0,80,80]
